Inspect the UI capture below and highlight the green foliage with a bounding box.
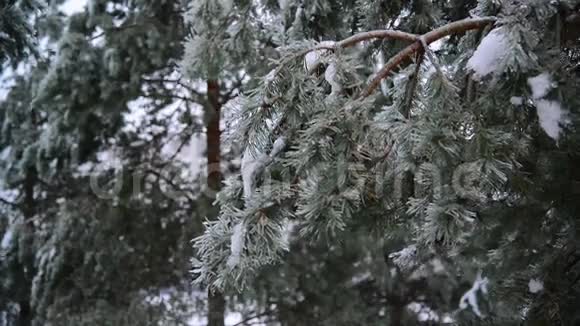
[193,0,580,324]
[0,0,41,67]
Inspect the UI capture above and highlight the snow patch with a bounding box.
[528,278,544,293]
[467,29,508,78]
[305,41,335,73]
[1,227,14,249]
[278,0,290,10]
[59,0,88,15]
[408,302,440,322]
[510,96,523,106]
[388,245,417,271]
[459,272,489,317]
[431,258,445,274]
[227,222,245,268]
[96,149,123,170]
[351,271,372,285]
[0,146,11,160]
[528,73,553,99]
[535,100,567,140]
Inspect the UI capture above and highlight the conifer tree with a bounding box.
[0,1,209,324]
[180,1,280,324]
[0,0,41,66]
[193,0,580,324]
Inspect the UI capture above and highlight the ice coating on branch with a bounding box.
[241,148,267,200]
[265,69,277,84]
[459,272,489,317]
[271,136,286,158]
[467,29,508,78]
[280,219,297,251]
[227,222,245,268]
[241,137,286,200]
[304,41,335,73]
[528,73,553,99]
[535,100,567,140]
[324,62,341,97]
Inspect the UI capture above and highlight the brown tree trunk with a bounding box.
[206,79,225,326]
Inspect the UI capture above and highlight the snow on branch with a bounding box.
[361,17,497,98]
[271,28,420,78]
[241,136,287,201]
[299,29,419,58]
[467,28,509,78]
[459,271,489,318]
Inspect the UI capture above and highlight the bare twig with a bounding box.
[361,17,497,98]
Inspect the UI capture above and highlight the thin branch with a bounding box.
[267,28,420,81]
[337,29,418,47]
[230,310,276,326]
[361,17,497,98]
[288,30,419,64]
[0,196,19,208]
[221,73,246,104]
[89,23,142,41]
[144,169,197,203]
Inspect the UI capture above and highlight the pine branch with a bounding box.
[289,30,419,65]
[337,30,419,47]
[361,17,497,98]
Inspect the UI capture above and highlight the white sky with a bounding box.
[59,0,88,16]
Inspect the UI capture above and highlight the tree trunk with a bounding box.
[17,301,32,326]
[208,289,226,326]
[17,167,37,326]
[206,79,225,326]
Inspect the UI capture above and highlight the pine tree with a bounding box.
[180,1,280,324]
[0,1,210,324]
[193,0,580,324]
[0,0,41,67]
